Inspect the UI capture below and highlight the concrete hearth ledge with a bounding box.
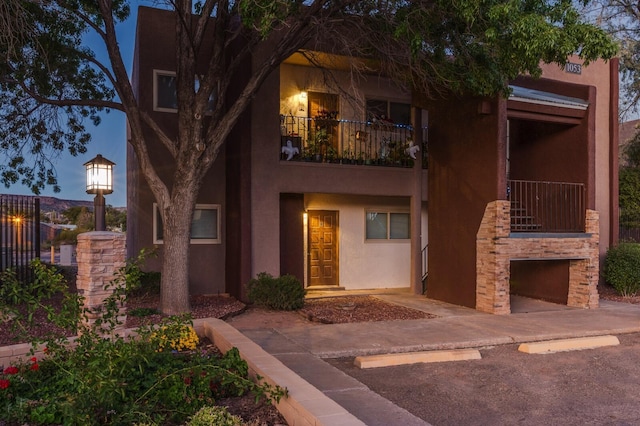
[354,348,482,369]
[518,335,620,354]
[196,318,366,426]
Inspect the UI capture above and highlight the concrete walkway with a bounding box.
[223,292,640,426]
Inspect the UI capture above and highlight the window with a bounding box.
[153,70,216,113]
[153,203,221,244]
[366,99,411,125]
[154,71,177,111]
[366,211,410,240]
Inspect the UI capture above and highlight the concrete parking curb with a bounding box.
[354,348,482,368]
[518,335,620,354]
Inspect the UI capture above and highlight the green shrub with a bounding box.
[122,248,161,297]
[53,228,84,245]
[128,307,159,317]
[140,270,161,293]
[0,260,286,425]
[247,272,305,310]
[186,406,243,426]
[604,243,640,296]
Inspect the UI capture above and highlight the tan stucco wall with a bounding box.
[305,194,412,289]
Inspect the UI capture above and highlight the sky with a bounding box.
[2,5,141,207]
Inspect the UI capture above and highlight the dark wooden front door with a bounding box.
[308,210,338,286]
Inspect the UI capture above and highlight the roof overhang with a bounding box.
[507,85,589,124]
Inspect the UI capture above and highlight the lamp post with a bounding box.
[84,154,115,232]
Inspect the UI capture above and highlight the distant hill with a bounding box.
[38,196,96,213]
[2,194,93,214]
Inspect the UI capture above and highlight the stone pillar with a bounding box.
[477,204,600,314]
[567,210,600,309]
[76,232,127,334]
[476,201,512,315]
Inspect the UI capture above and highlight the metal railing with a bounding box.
[508,180,585,233]
[421,244,428,294]
[280,115,427,168]
[619,226,640,243]
[1,195,41,282]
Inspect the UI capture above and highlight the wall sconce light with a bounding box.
[298,91,308,112]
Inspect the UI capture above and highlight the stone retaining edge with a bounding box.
[197,318,366,426]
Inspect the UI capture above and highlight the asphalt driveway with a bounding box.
[327,332,640,425]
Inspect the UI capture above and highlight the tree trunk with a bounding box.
[159,188,197,314]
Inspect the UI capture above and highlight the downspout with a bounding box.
[410,106,423,294]
[610,58,620,246]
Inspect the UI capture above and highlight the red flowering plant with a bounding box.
[0,357,41,397]
[0,257,286,425]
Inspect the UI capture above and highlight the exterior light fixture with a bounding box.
[298,91,308,111]
[84,154,115,231]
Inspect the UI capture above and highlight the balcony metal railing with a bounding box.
[280,115,427,168]
[508,180,585,233]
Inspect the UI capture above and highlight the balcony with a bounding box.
[508,180,586,233]
[280,115,427,168]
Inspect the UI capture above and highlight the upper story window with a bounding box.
[366,99,411,126]
[153,70,216,113]
[153,203,221,244]
[365,211,410,240]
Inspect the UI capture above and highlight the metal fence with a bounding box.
[508,180,585,233]
[619,227,640,243]
[1,195,41,282]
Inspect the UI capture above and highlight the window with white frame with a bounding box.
[366,99,411,125]
[153,70,216,113]
[153,203,221,244]
[365,211,410,240]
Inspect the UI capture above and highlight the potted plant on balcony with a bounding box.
[303,141,320,162]
[341,148,354,165]
[326,146,338,163]
[308,128,330,162]
[314,109,339,129]
[302,146,313,162]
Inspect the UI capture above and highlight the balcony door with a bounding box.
[308,210,339,286]
[308,92,339,153]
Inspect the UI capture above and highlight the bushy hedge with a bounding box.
[0,260,285,425]
[604,243,640,296]
[247,272,305,310]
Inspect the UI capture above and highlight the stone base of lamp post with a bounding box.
[75,231,126,335]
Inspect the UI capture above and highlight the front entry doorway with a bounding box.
[308,210,339,286]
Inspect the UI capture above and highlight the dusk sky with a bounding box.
[2,5,141,207]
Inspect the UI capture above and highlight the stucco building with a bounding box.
[127,7,619,313]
